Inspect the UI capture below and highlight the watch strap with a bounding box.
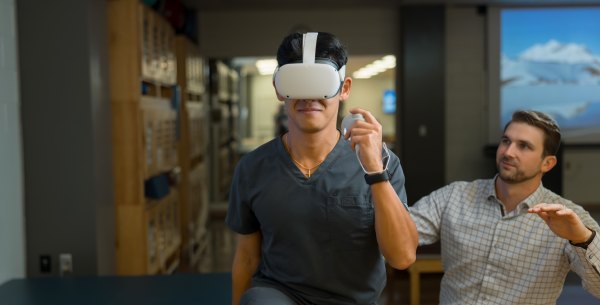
[570,227,596,249]
[364,170,390,185]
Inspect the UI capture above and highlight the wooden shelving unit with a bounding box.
[109,0,242,274]
[175,36,211,272]
[108,0,182,275]
[209,60,240,203]
[207,59,240,272]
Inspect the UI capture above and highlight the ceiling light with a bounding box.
[352,55,395,79]
[255,59,278,75]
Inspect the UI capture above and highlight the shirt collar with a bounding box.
[521,183,547,209]
[485,174,547,209]
[485,175,499,201]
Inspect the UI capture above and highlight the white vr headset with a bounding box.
[273,32,346,100]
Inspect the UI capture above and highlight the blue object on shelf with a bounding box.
[141,82,149,95]
[171,85,182,140]
[144,174,170,199]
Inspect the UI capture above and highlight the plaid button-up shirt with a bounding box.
[410,177,600,305]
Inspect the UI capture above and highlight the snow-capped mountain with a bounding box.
[502,40,600,86]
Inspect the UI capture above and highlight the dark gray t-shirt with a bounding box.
[226,134,408,305]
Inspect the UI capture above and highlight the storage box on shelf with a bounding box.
[141,4,176,85]
[141,97,178,179]
[188,103,207,162]
[159,190,182,274]
[216,61,231,102]
[108,0,181,275]
[145,190,182,275]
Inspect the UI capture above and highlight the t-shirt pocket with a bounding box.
[327,195,376,251]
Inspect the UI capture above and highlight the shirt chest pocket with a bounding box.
[327,195,376,251]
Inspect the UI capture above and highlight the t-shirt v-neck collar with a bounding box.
[278,132,344,183]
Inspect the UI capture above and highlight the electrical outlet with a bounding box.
[59,253,73,276]
[40,255,51,273]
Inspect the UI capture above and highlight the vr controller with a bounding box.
[273,32,346,100]
[341,113,365,138]
[341,112,391,174]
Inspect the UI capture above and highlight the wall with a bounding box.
[0,0,25,285]
[248,75,278,140]
[198,8,399,57]
[445,7,493,182]
[399,6,446,204]
[18,0,115,277]
[345,75,396,137]
[563,150,600,205]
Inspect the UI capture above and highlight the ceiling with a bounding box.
[181,0,600,10]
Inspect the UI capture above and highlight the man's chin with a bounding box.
[499,172,539,185]
[498,172,520,184]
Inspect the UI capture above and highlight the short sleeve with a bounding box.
[225,160,260,234]
[409,183,456,246]
[387,151,408,209]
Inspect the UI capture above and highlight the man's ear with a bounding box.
[339,77,352,102]
[273,80,285,101]
[541,155,557,174]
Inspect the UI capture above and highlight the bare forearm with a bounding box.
[231,232,262,305]
[372,181,418,269]
[231,254,259,305]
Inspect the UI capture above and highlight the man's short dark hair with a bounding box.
[276,32,348,70]
[504,110,561,157]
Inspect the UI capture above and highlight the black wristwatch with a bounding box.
[364,170,390,185]
[569,228,596,250]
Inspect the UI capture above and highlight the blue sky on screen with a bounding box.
[502,8,600,58]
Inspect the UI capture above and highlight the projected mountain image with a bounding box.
[501,39,600,141]
[502,40,600,86]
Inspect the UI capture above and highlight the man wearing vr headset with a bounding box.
[226,32,418,305]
